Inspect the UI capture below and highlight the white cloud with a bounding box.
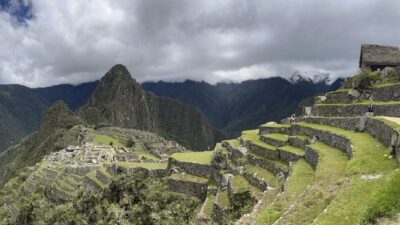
[0,0,400,87]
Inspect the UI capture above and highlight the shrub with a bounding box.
[126,138,135,148]
[109,141,113,146]
[363,171,400,224]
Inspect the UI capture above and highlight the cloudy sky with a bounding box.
[1,0,400,87]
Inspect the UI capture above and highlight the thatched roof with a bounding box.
[359,44,400,68]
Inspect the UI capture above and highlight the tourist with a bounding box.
[368,104,374,113]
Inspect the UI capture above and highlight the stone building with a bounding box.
[359,44,400,71]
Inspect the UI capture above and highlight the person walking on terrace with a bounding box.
[368,104,374,113]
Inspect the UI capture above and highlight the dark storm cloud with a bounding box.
[0,0,400,87]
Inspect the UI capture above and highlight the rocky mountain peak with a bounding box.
[100,64,134,85]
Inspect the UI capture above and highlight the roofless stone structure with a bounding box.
[359,44,400,71]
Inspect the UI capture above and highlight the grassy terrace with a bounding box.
[257,160,314,224]
[274,122,398,224]
[86,170,108,189]
[216,190,231,209]
[94,134,124,147]
[279,145,305,156]
[226,139,241,148]
[241,130,278,150]
[230,175,261,195]
[316,100,400,106]
[275,141,348,225]
[245,164,283,188]
[202,195,216,216]
[373,81,400,88]
[376,117,400,133]
[169,173,209,183]
[290,135,310,141]
[263,133,289,142]
[296,122,396,174]
[117,161,168,169]
[98,167,113,178]
[247,152,289,169]
[260,123,291,128]
[171,151,213,165]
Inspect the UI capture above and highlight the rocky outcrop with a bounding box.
[80,64,219,150]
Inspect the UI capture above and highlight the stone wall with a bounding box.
[168,158,212,178]
[247,154,289,177]
[304,146,319,168]
[323,85,400,104]
[245,141,279,160]
[291,124,353,159]
[168,177,208,200]
[108,164,168,178]
[278,149,301,163]
[259,126,291,135]
[96,170,112,185]
[243,171,269,191]
[65,165,98,175]
[372,84,400,101]
[288,136,310,149]
[260,135,287,147]
[324,91,354,104]
[299,116,400,159]
[365,118,400,158]
[312,104,400,117]
[299,117,359,131]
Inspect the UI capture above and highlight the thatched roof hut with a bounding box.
[359,44,400,71]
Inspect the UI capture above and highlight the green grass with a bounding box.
[376,117,400,133]
[373,81,400,88]
[117,162,168,169]
[264,133,289,142]
[275,141,348,225]
[261,123,291,128]
[130,143,158,160]
[230,175,261,195]
[279,145,305,156]
[86,170,108,189]
[98,167,113,178]
[216,190,231,208]
[328,88,351,94]
[227,139,241,148]
[289,135,310,142]
[203,195,216,215]
[169,173,209,183]
[245,164,283,188]
[171,151,213,165]
[257,160,314,225]
[276,122,399,224]
[296,122,397,174]
[247,152,289,169]
[316,100,400,106]
[241,129,278,150]
[94,134,124,147]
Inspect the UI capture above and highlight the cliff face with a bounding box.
[80,64,218,150]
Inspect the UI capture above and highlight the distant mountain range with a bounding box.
[143,75,344,137]
[0,82,98,150]
[0,73,343,151]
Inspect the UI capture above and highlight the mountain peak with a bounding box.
[101,64,133,84]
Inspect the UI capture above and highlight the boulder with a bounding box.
[348,89,361,98]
